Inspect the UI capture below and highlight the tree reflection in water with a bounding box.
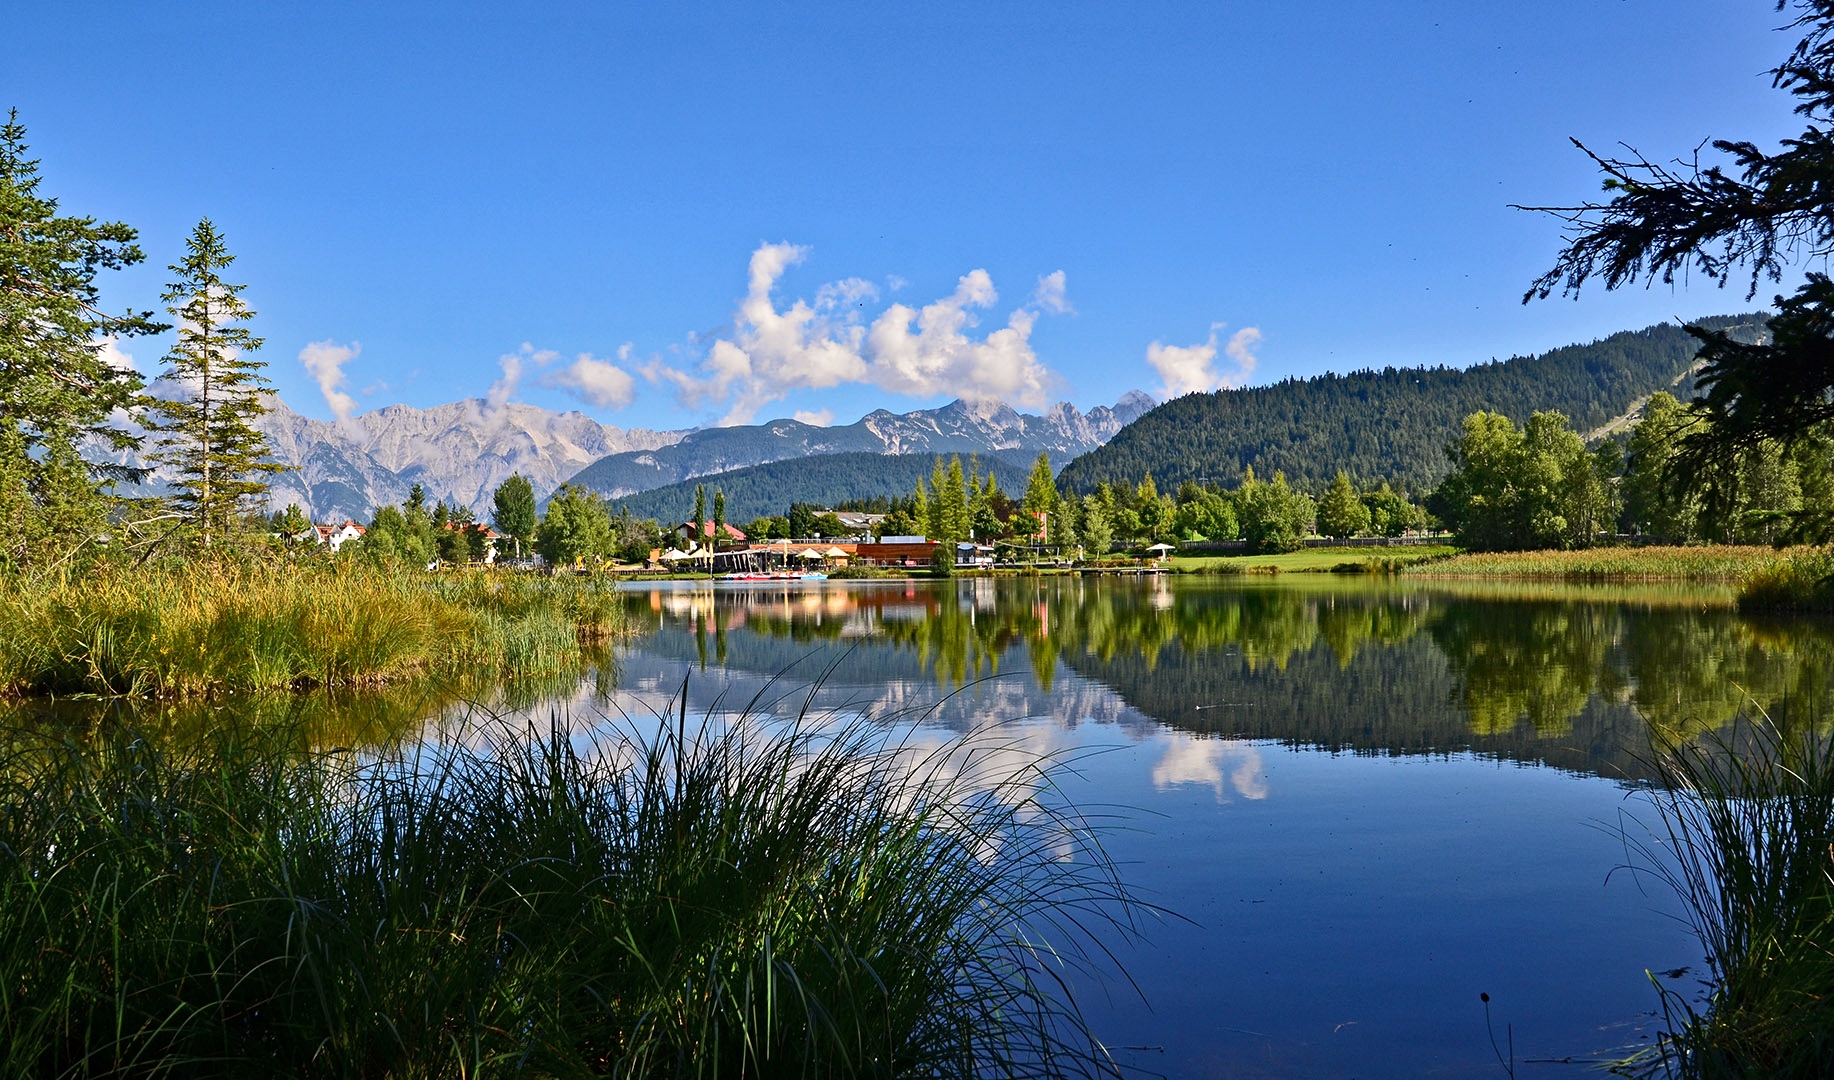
[622,579,1834,782]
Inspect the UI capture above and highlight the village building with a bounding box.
[310,520,367,552]
[674,520,748,550]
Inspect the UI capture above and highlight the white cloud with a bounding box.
[815,277,879,311]
[541,352,636,409]
[299,339,361,420]
[792,408,834,426]
[1030,270,1073,315]
[97,336,137,373]
[1145,323,1261,399]
[864,270,1054,406]
[647,245,1069,425]
[483,343,553,416]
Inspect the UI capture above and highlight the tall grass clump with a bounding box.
[1623,716,1834,1078]
[1737,548,1834,613]
[0,564,625,698]
[0,697,1141,1078]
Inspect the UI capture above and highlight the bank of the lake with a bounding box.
[0,565,624,698]
[0,704,1135,1078]
[1407,544,1794,581]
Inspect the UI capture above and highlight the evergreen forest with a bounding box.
[1058,316,1765,494]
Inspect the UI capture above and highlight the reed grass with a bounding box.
[1737,548,1834,613]
[0,694,1141,1078]
[1621,714,1834,1078]
[0,565,624,698]
[1405,545,1791,581]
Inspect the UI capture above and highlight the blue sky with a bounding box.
[4,2,1808,431]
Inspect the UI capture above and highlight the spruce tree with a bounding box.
[1,110,163,566]
[942,456,969,541]
[912,476,931,539]
[144,218,283,547]
[1021,452,1058,541]
[927,458,947,539]
[0,110,160,455]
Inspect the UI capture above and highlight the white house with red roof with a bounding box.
[312,520,367,552]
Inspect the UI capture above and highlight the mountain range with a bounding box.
[564,393,1155,500]
[109,391,1152,524]
[253,399,681,523]
[605,452,1035,526]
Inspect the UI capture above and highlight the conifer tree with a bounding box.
[942,456,970,541]
[144,218,283,547]
[1,110,163,566]
[926,459,947,539]
[1,111,160,455]
[693,483,706,536]
[1021,452,1058,539]
[912,476,931,538]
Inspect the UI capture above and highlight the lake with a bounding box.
[19,573,1825,1077]
[594,575,1821,1078]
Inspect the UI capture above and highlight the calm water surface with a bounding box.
[595,576,1832,1079]
[26,575,1833,1077]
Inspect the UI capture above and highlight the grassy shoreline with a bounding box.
[0,707,1138,1077]
[1404,545,1795,582]
[0,565,624,699]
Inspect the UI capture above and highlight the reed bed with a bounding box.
[1405,545,1791,581]
[1622,716,1834,1078]
[0,566,625,698]
[1737,549,1834,613]
[0,698,1140,1078]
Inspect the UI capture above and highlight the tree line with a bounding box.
[1432,394,1834,551]
[2,109,288,571]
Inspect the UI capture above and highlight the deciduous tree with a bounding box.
[535,484,613,568]
[492,473,537,557]
[1316,471,1370,540]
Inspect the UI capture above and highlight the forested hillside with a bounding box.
[603,452,1031,525]
[1057,316,1764,493]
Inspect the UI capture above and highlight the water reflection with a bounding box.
[620,578,1834,782]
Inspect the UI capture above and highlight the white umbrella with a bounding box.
[1146,542,1176,554]
[824,546,849,558]
[661,549,689,561]
[798,548,824,560]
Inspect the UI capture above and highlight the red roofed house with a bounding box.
[312,520,367,553]
[673,520,748,550]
